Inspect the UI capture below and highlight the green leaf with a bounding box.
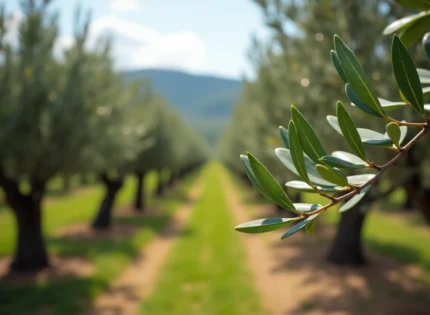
[392,35,425,115]
[384,12,430,35]
[398,124,408,145]
[247,153,296,212]
[386,122,401,148]
[281,214,319,240]
[423,86,430,96]
[418,68,430,85]
[424,33,430,60]
[293,203,322,213]
[399,15,430,46]
[334,35,385,117]
[335,102,367,160]
[328,115,393,147]
[285,180,347,193]
[235,218,297,234]
[275,148,336,187]
[320,155,369,169]
[378,98,408,110]
[316,164,349,187]
[332,151,366,165]
[395,0,430,11]
[331,50,348,83]
[305,217,317,235]
[346,83,382,117]
[340,186,372,212]
[347,174,375,186]
[240,155,268,198]
[279,126,289,149]
[288,121,311,185]
[291,106,326,163]
[357,128,393,146]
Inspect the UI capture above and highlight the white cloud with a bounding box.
[4,11,23,45]
[5,10,207,74]
[88,15,207,72]
[110,0,141,13]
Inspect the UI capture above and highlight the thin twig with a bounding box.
[300,124,429,219]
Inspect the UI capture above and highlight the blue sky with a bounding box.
[5,0,270,79]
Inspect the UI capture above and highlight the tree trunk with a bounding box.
[0,171,49,271]
[12,198,49,271]
[327,198,370,266]
[80,173,89,186]
[92,172,124,230]
[402,173,420,211]
[133,172,145,211]
[167,172,175,189]
[415,189,430,225]
[62,175,71,193]
[155,171,165,197]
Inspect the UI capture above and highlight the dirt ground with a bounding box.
[84,179,203,315]
[222,176,430,315]
[0,256,94,287]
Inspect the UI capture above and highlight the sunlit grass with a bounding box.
[140,163,264,315]
[0,172,158,256]
[0,170,199,315]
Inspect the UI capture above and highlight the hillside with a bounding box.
[123,69,242,144]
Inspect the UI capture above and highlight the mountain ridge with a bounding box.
[122,68,242,144]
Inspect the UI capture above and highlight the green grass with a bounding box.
[140,163,264,315]
[0,170,195,315]
[0,172,158,256]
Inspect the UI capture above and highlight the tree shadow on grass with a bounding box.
[0,276,101,315]
[268,225,430,315]
[0,211,195,315]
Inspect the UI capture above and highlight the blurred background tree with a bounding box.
[219,0,430,265]
[0,0,208,271]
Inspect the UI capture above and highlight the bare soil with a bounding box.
[0,256,94,287]
[84,179,203,315]
[223,176,430,315]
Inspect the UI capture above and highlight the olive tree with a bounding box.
[234,0,430,261]
[0,0,141,270]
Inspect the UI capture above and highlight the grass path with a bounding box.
[86,175,204,315]
[220,171,292,315]
[140,163,264,315]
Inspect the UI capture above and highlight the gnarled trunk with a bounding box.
[92,172,124,230]
[133,172,145,211]
[0,171,49,271]
[155,170,165,197]
[12,199,48,271]
[62,175,71,193]
[80,173,89,186]
[415,189,430,225]
[167,172,175,189]
[327,199,370,265]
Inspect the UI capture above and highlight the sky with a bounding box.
[5,0,270,79]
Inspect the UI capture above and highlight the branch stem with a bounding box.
[301,125,428,218]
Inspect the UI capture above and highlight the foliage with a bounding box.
[230,1,430,239]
